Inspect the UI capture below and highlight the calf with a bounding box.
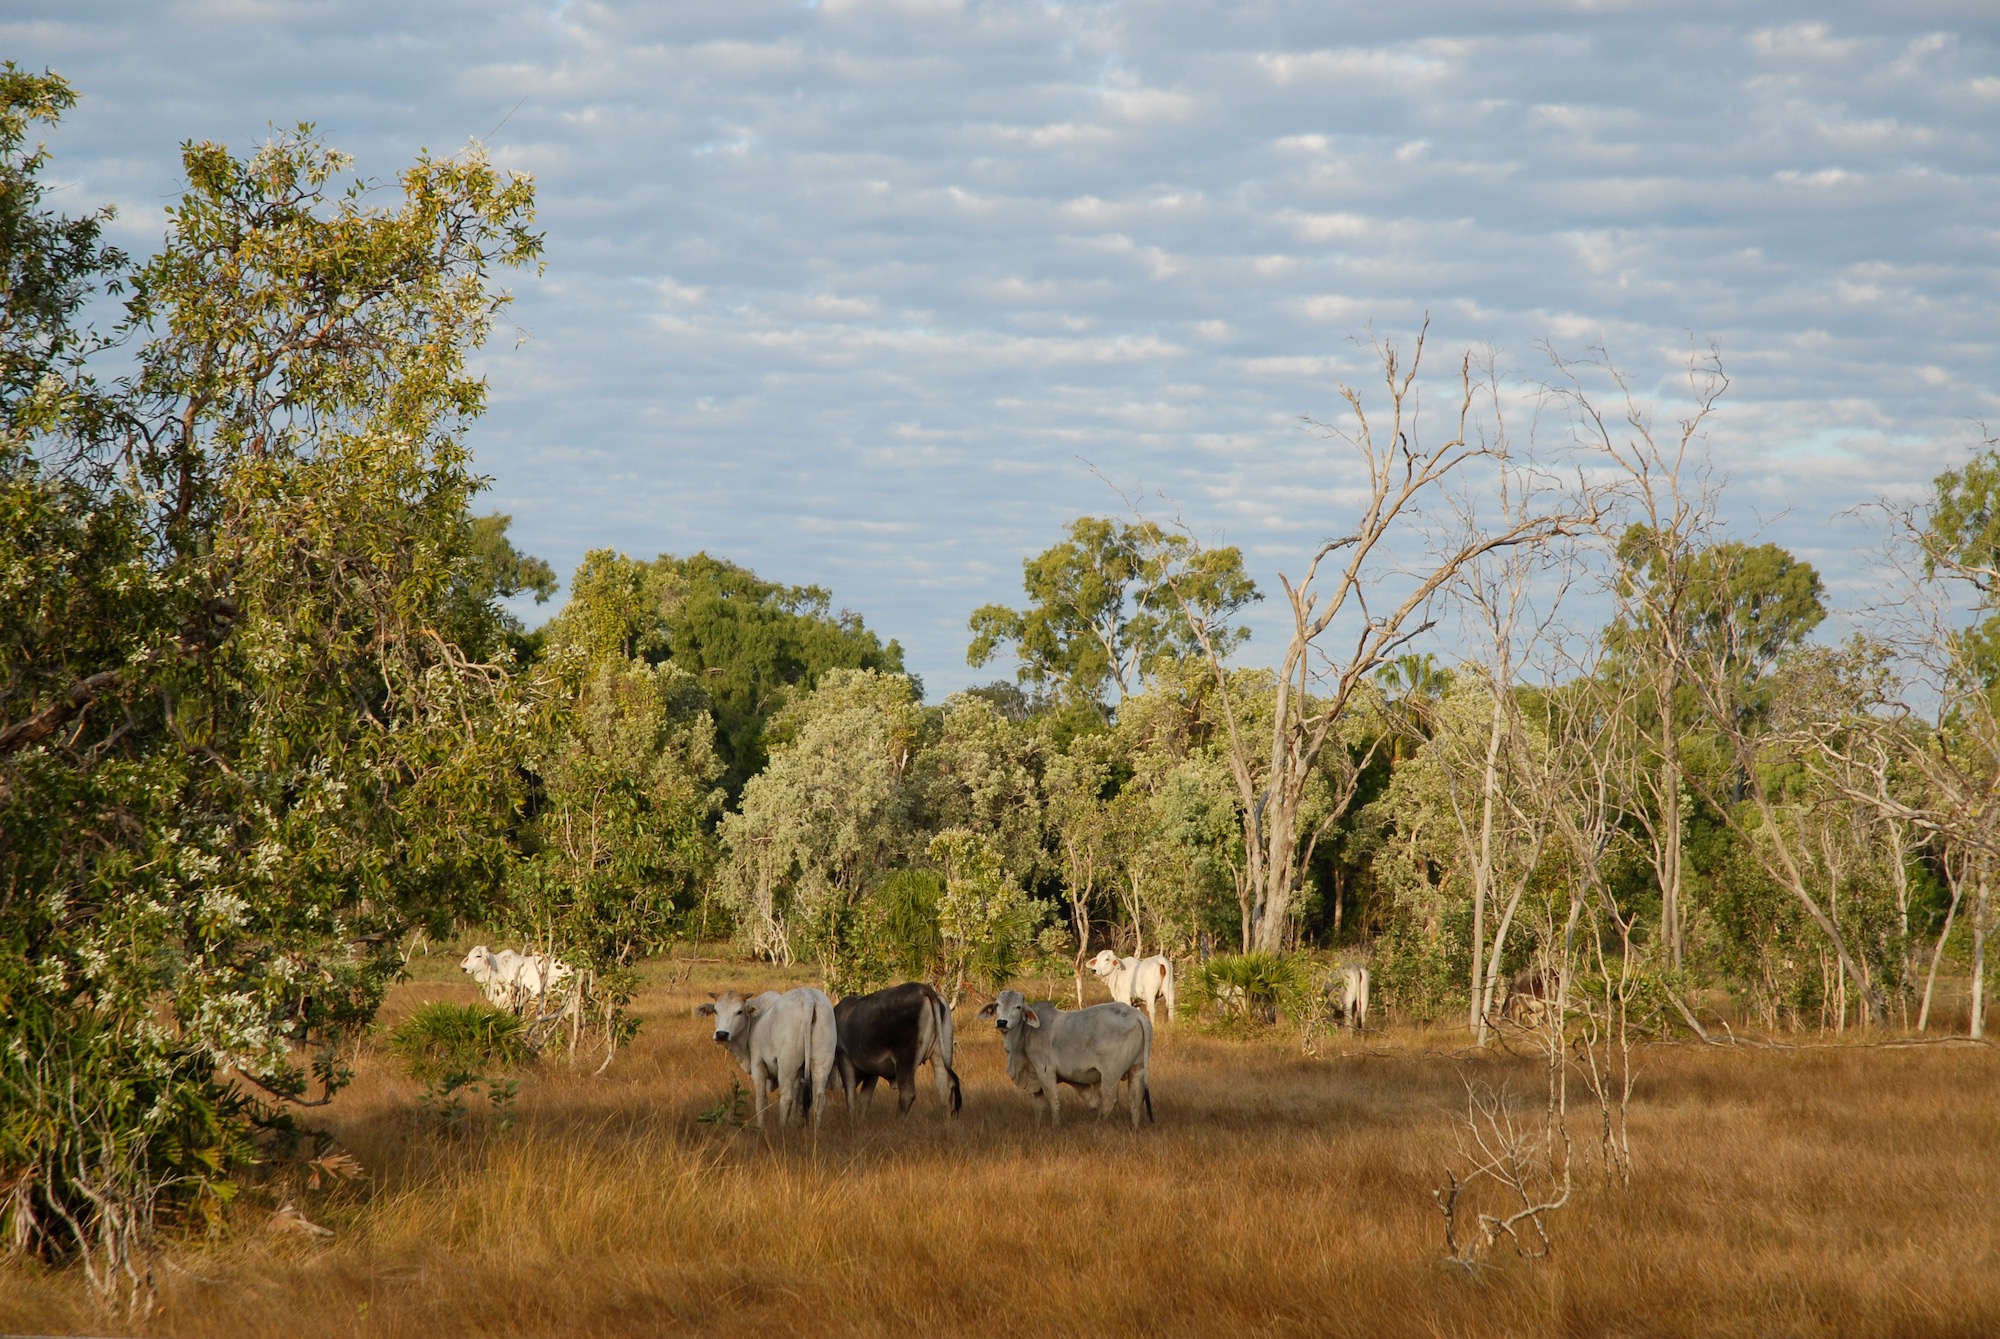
[1086,949,1177,1024]
[697,987,838,1130]
[832,982,962,1117]
[975,989,1154,1128]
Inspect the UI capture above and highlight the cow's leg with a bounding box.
[1040,1069,1061,1127]
[856,1075,879,1115]
[751,1060,771,1129]
[833,1056,856,1121]
[777,1065,799,1127]
[895,1042,921,1115]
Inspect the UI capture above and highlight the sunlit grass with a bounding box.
[3,958,1997,1338]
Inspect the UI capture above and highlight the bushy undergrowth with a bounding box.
[1185,952,1313,1023]
[387,1003,530,1084]
[0,984,254,1286]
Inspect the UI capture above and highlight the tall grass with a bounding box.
[3,964,1997,1337]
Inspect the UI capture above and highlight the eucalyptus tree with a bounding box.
[546,549,907,797]
[1784,444,2000,1036]
[1161,333,1590,953]
[1043,736,1121,1003]
[967,515,1258,718]
[920,691,1050,893]
[509,576,725,1053]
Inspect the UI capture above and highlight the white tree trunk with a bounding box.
[1973,867,1990,1041]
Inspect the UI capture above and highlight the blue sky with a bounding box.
[13,1,2000,693]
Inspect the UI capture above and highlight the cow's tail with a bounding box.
[805,991,836,1127]
[922,986,963,1115]
[1138,1010,1156,1125]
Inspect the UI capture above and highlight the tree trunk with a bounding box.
[1659,667,1684,973]
[1973,866,1989,1042]
[1917,855,1966,1032]
[1469,684,1508,1041]
[1252,793,1299,955]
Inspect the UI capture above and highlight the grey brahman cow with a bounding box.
[975,989,1154,1128]
[697,987,838,1130]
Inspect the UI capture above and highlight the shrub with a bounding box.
[1186,953,1313,1023]
[387,1004,530,1084]
[875,868,945,979]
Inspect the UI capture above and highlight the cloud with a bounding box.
[10,0,2000,692]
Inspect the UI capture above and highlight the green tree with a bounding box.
[550,549,906,796]
[1,102,539,1295]
[717,668,926,971]
[463,511,557,659]
[967,516,1258,717]
[508,577,723,1050]
[920,693,1049,892]
[929,827,1052,1004]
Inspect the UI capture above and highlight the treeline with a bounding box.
[535,430,1992,1056]
[6,70,1999,1304]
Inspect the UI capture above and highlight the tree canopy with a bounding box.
[1,84,542,1284]
[966,516,1258,717]
[554,549,907,797]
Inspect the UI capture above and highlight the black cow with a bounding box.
[831,981,963,1117]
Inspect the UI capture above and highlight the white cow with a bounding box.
[697,988,838,1130]
[1087,949,1177,1024]
[975,989,1154,1128]
[459,945,523,1008]
[459,945,575,1013]
[1329,963,1370,1032]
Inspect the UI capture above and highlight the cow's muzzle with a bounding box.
[995,1020,1008,1031]
[713,1030,730,1043]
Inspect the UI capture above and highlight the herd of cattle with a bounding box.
[694,977,1159,1130]
[458,944,1379,1131]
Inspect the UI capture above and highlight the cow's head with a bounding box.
[458,946,494,981]
[1086,949,1121,980]
[696,991,757,1043]
[978,989,1041,1033]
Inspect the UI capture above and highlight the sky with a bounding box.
[11,1,2000,694]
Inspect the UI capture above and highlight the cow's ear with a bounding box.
[1022,1006,1043,1029]
[695,1003,715,1016]
[742,1003,759,1018]
[974,1000,996,1019]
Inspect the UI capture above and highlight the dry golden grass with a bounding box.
[5,958,1999,1338]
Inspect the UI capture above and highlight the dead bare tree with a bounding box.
[1435,432,1590,1043]
[1434,934,1576,1265]
[1778,599,2000,1038]
[1548,346,1728,976]
[1162,327,1590,954]
[1532,636,1649,1178]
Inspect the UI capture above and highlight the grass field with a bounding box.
[4,951,1999,1338]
